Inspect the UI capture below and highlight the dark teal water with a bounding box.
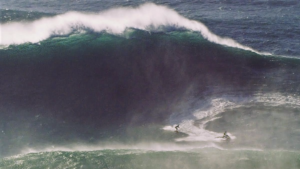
[1,1,300,168]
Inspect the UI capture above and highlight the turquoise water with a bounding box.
[1,1,300,168]
[2,148,300,169]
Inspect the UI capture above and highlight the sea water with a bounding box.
[1,1,300,168]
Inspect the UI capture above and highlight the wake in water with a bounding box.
[0,3,268,55]
[164,93,300,149]
[1,1,300,168]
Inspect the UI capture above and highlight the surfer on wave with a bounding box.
[217,131,231,140]
[175,125,179,132]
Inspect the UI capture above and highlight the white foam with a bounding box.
[169,98,239,142]
[253,93,300,107]
[13,92,298,158]
[0,3,269,55]
[164,93,300,142]
[13,142,223,158]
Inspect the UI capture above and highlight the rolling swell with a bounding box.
[1,29,300,157]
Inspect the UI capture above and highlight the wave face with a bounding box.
[1,3,266,54]
[1,2,300,168]
[1,29,300,156]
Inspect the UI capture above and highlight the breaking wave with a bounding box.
[0,3,268,55]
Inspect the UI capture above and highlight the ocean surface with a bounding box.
[1,0,300,168]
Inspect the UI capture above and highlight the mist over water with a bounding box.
[1,1,300,168]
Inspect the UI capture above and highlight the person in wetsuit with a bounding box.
[223,131,230,139]
[175,125,179,131]
[217,131,231,140]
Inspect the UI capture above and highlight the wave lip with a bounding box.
[0,3,268,55]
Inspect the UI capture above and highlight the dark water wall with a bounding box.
[1,31,300,157]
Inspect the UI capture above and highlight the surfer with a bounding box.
[175,124,179,132]
[222,131,230,139]
[217,131,230,140]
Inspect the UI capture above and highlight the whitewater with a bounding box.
[1,3,268,55]
[1,1,300,168]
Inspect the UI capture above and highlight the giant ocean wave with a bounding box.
[0,3,269,55]
[1,3,300,169]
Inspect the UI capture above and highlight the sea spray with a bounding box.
[0,3,268,55]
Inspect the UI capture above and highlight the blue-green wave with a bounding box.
[2,148,300,169]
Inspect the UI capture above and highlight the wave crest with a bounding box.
[0,3,268,54]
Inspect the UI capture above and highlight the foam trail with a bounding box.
[164,98,238,142]
[0,3,268,55]
[164,93,300,142]
[15,142,224,158]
